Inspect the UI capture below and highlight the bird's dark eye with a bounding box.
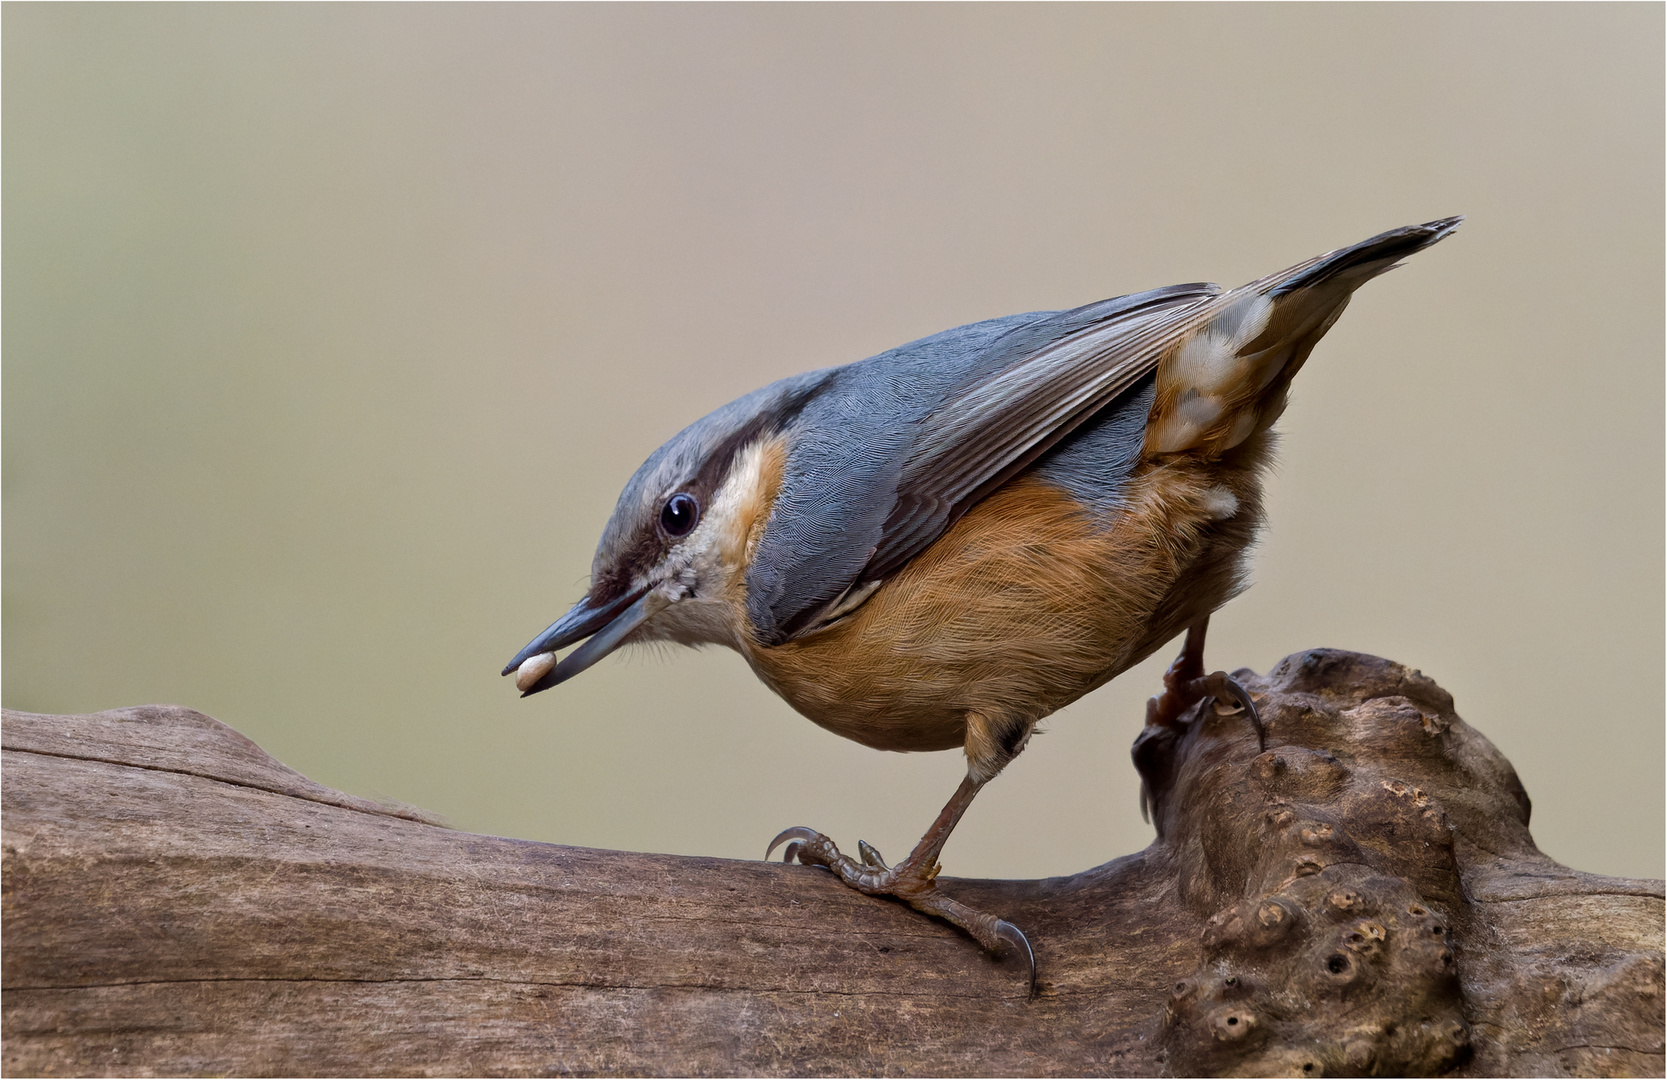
[659,493,700,537]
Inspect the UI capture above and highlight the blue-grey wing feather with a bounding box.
[745,283,1219,645]
[1028,371,1156,513]
[862,284,1217,584]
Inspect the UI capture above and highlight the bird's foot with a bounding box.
[766,826,1035,995]
[1146,668,1266,751]
[1145,621,1265,751]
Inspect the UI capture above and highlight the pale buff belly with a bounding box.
[740,456,1265,754]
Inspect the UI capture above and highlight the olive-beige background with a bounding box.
[5,4,1662,881]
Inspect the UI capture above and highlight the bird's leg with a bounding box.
[1146,620,1208,728]
[768,772,1036,994]
[1144,615,1265,751]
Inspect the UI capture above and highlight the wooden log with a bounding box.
[2,650,1661,1077]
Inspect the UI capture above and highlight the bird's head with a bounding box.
[501,375,820,696]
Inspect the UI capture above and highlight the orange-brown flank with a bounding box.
[740,450,1265,771]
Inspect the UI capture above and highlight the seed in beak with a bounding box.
[515,652,558,692]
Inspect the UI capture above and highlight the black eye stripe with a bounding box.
[659,493,700,537]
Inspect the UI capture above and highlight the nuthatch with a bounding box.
[504,217,1461,992]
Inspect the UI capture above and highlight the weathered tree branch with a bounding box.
[3,651,1661,1076]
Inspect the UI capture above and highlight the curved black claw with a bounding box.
[1195,671,1266,752]
[766,826,820,864]
[995,919,1037,999]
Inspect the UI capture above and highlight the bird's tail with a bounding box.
[1265,216,1464,298]
[1144,217,1462,458]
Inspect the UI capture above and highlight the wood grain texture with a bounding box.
[3,652,1661,1077]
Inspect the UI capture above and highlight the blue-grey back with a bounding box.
[747,289,1190,644]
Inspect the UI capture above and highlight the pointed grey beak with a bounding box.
[502,586,657,697]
